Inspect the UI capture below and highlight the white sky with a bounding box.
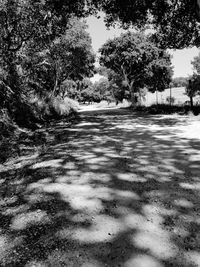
[86,14,200,80]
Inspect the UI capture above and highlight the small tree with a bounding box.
[166,96,175,105]
[186,74,200,109]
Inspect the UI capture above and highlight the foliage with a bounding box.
[93,78,114,102]
[166,96,176,104]
[99,32,172,104]
[0,1,95,127]
[186,73,200,109]
[97,0,200,49]
[30,95,79,120]
[171,77,188,88]
[191,52,200,74]
[186,74,200,98]
[134,103,199,115]
[50,96,79,117]
[23,17,95,97]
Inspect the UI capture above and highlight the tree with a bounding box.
[0,1,96,112]
[24,18,95,97]
[186,74,200,108]
[93,78,114,103]
[97,67,130,103]
[191,52,200,74]
[146,55,173,93]
[171,77,188,88]
[99,32,172,105]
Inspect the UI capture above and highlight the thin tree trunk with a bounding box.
[190,96,194,110]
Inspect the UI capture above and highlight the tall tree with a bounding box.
[23,18,95,97]
[99,32,172,105]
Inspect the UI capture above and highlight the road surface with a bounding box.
[1,108,200,267]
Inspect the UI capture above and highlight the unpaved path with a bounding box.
[1,109,200,267]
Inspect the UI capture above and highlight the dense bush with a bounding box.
[134,104,200,115]
[30,95,79,120]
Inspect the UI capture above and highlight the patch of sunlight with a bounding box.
[10,210,50,230]
[180,182,200,190]
[115,124,136,130]
[89,164,103,170]
[80,154,97,159]
[177,120,200,140]
[31,159,62,169]
[70,196,103,212]
[78,122,99,127]
[189,154,200,161]
[133,231,177,260]
[90,173,111,183]
[63,162,76,169]
[70,128,100,133]
[37,178,52,184]
[154,134,174,141]
[104,153,122,158]
[131,204,178,260]
[124,254,164,267]
[174,198,194,208]
[0,235,23,260]
[159,177,172,182]
[32,182,113,212]
[117,173,147,183]
[85,156,109,164]
[164,164,183,173]
[56,175,79,183]
[125,214,146,228]
[138,158,150,165]
[2,204,29,216]
[72,215,124,243]
[185,251,200,267]
[115,189,140,200]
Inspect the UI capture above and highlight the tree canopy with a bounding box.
[99,32,173,104]
[23,17,95,97]
[171,77,188,88]
[39,0,200,49]
[191,52,200,74]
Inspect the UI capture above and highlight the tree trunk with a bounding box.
[190,96,194,110]
[130,89,136,107]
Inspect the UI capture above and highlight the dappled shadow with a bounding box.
[0,108,200,266]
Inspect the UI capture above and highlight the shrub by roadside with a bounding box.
[0,96,79,163]
[31,95,79,121]
[133,104,200,115]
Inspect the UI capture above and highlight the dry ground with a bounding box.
[0,108,200,267]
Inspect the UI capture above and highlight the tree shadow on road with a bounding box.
[0,108,200,266]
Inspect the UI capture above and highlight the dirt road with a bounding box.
[1,108,200,267]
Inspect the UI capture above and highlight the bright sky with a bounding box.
[86,14,200,80]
